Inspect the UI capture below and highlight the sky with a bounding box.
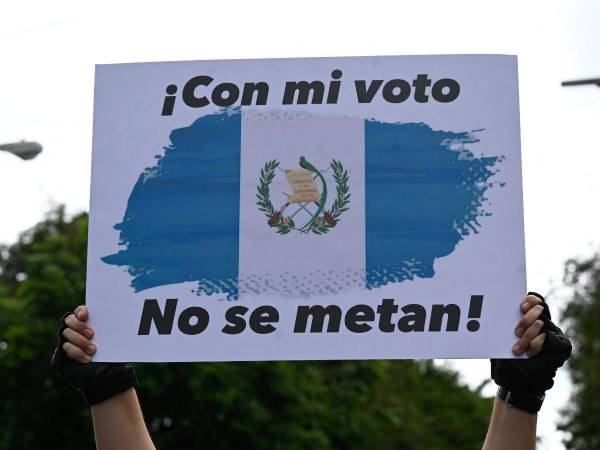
[1,1,599,448]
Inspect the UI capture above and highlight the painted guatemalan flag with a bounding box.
[101,109,501,300]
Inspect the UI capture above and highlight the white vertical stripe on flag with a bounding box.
[238,110,366,299]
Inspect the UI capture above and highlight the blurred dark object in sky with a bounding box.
[561,77,600,87]
[0,141,42,160]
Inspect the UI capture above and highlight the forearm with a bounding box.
[482,396,537,450]
[91,388,156,450]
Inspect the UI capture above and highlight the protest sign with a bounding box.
[87,55,525,361]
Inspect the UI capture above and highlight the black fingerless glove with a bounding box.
[50,312,138,407]
[490,292,572,413]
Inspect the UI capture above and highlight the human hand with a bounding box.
[490,292,572,413]
[511,293,549,357]
[57,305,97,362]
[51,305,137,406]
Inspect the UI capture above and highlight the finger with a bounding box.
[62,342,92,363]
[513,319,544,355]
[527,333,546,357]
[520,294,543,314]
[64,314,94,339]
[74,305,89,322]
[62,328,96,356]
[515,304,544,337]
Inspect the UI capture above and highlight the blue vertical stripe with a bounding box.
[365,119,499,289]
[102,110,241,299]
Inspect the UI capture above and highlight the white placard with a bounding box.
[87,55,525,361]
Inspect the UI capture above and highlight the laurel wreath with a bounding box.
[309,159,350,234]
[256,159,350,235]
[256,160,295,234]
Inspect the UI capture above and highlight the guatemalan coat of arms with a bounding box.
[256,157,350,235]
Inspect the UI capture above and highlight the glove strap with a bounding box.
[82,366,139,407]
[497,386,545,414]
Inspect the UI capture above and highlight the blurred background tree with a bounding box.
[559,255,600,450]
[0,207,493,450]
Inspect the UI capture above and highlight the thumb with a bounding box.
[74,305,89,322]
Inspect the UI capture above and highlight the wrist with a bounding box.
[497,386,544,414]
[81,365,139,407]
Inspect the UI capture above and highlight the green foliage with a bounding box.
[0,207,93,450]
[0,207,492,450]
[559,254,600,450]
